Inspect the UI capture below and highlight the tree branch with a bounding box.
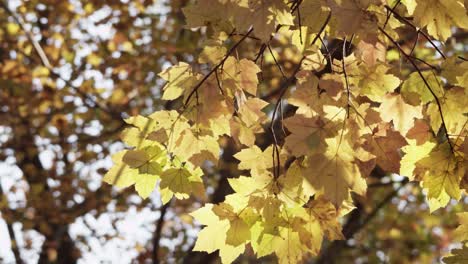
[152,201,171,264]
[184,28,254,106]
[379,27,454,152]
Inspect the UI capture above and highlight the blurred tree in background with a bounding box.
[0,0,467,263]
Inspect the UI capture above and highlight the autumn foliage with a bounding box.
[1,0,468,263]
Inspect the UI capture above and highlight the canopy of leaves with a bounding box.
[1,0,468,263]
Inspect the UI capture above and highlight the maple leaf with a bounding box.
[427,87,468,135]
[199,39,227,65]
[228,173,272,198]
[400,140,436,181]
[159,62,199,100]
[379,93,423,135]
[287,71,321,118]
[363,127,407,173]
[226,217,251,247]
[300,0,331,33]
[272,228,304,264]
[283,115,336,156]
[442,58,468,88]
[222,57,261,96]
[103,151,139,188]
[159,166,204,202]
[406,119,433,145]
[306,196,345,241]
[234,145,273,173]
[238,98,269,127]
[104,148,165,199]
[355,41,386,67]
[277,162,306,206]
[443,245,468,264]
[134,173,159,199]
[183,0,235,32]
[230,117,257,146]
[122,149,150,167]
[305,136,367,208]
[326,0,378,41]
[412,0,468,41]
[94,0,468,262]
[454,212,468,242]
[248,0,294,42]
[191,204,245,264]
[353,64,400,102]
[172,129,220,166]
[418,143,464,206]
[401,71,444,105]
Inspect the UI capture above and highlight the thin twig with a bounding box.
[383,0,401,29]
[269,12,331,178]
[268,45,287,79]
[184,28,253,106]
[379,27,454,152]
[297,4,303,45]
[0,1,51,68]
[384,5,447,59]
[341,36,351,117]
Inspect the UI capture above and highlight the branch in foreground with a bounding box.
[379,27,454,153]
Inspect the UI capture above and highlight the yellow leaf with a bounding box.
[300,1,330,33]
[401,0,417,15]
[249,0,293,42]
[401,72,443,105]
[134,174,159,199]
[191,204,246,264]
[400,140,436,180]
[355,64,400,102]
[159,62,198,100]
[283,115,334,156]
[103,151,137,188]
[427,87,468,135]
[222,57,261,96]
[234,145,273,173]
[419,143,464,205]
[427,193,450,213]
[32,66,50,78]
[122,150,150,167]
[226,218,250,246]
[454,212,468,242]
[160,166,203,201]
[86,53,102,66]
[6,23,20,35]
[199,42,227,64]
[379,93,423,135]
[305,136,367,208]
[413,0,468,41]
